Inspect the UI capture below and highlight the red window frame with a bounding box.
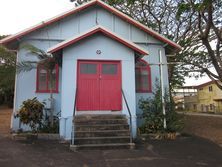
[36,64,59,93]
[135,59,152,93]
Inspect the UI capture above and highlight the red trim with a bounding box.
[136,59,152,93]
[48,27,148,55]
[0,0,181,51]
[36,64,59,93]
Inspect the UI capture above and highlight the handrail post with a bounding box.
[71,88,77,145]
[121,89,133,143]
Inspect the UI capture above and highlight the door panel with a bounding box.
[100,62,122,110]
[77,61,122,111]
[77,62,100,110]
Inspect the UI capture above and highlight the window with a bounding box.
[201,104,204,112]
[193,104,197,110]
[80,63,97,74]
[102,64,117,75]
[135,59,151,92]
[209,86,213,92]
[36,64,59,93]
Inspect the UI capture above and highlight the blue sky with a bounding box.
[0,0,210,86]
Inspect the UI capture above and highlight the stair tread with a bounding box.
[75,130,129,133]
[75,114,125,117]
[72,143,134,147]
[75,136,130,140]
[75,124,128,127]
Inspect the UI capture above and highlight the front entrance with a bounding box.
[77,60,122,111]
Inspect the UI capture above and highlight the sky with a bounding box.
[0,0,211,86]
[0,0,74,34]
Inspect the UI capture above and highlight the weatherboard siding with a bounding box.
[61,34,137,139]
[12,5,169,138]
[12,40,62,131]
[23,6,162,44]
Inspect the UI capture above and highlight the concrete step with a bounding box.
[72,114,134,150]
[75,136,130,145]
[75,130,130,137]
[70,143,135,151]
[75,114,126,120]
[75,119,127,125]
[75,124,129,131]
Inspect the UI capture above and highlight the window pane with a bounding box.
[80,64,97,74]
[135,67,150,92]
[102,64,117,75]
[38,69,47,90]
[48,69,56,90]
[135,69,141,91]
[141,75,148,90]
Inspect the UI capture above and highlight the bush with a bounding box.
[39,115,59,133]
[16,97,44,132]
[139,83,184,134]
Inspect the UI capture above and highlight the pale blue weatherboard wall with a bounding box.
[12,40,62,131]
[61,34,137,139]
[13,5,169,138]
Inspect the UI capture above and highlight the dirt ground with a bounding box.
[183,114,222,146]
[0,135,222,167]
[0,107,222,166]
[0,106,12,136]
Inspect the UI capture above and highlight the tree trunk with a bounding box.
[49,70,54,128]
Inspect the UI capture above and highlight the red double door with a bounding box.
[77,60,122,111]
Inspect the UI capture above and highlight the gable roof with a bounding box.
[195,80,216,89]
[48,25,148,55]
[0,0,181,52]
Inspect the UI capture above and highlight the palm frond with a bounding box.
[16,61,38,73]
[20,43,50,60]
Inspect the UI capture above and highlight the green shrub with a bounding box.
[139,83,184,134]
[16,97,44,132]
[39,115,59,133]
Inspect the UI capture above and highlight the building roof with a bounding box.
[0,0,181,52]
[183,80,217,89]
[48,25,148,55]
[195,80,216,89]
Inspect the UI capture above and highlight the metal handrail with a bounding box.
[121,89,133,143]
[71,88,77,145]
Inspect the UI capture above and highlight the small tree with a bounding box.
[0,43,16,107]
[139,82,184,134]
[16,97,44,132]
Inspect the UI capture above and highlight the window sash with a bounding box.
[36,65,59,93]
[135,67,151,92]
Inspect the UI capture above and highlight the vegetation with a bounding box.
[139,83,184,134]
[0,35,16,107]
[16,97,44,133]
[39,113,60,133]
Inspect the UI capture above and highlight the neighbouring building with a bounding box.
[0,0,181,144]
[181,81,222,112]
